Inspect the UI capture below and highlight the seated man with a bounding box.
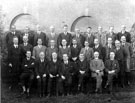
[35,52,48,97]
[20,51,35,97]
[104,52,119,93]
[48,52,60,96]
[90,51,104,93]
[58,54,73,96]
[77,53,89,93]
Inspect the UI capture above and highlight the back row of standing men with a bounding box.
[6,24,133,97]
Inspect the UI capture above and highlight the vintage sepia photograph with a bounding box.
[1,0,135,103]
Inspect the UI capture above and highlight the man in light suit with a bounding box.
[90,51,104,93]
[33,38,47,60]
[121,36,133,86]
[80,41,94,62]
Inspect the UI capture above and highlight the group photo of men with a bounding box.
[4,23,134,98]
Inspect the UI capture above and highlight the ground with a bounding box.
[1,82,135,103]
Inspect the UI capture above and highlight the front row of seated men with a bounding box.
[19,50,119,97]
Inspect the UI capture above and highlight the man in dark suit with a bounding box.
[104,52,119,93]
[104,37,115,60]
[48,52,60,96]
[121,36,133,86]
[33,25,48,46]
[90,51,104,93]
[85,27,95,48]
[6,25,21,49]
[114,40,128,88]
[20,51,35,97]
[35,52,48,97]
[58,54,73,95]
[77,53,89,93]
[21,26,34,46]
[106,26,117,45]
[8,37,22,89]
[93,38,106,62]
[20,36,33,62]
[72,28,85,48]
[57,25,72,48]
[117,25,131,43]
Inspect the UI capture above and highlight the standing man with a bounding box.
[104,52,119,93]
[20,51,35,97]
[35,52,48,97]
[33,25,48,46]
[121,36,133,86]
[106,26,117,45]
[33,38,47,60]
[72,28,85,48]
[114,40,127,88]
[46,40,58,61]
[94,26,107,46]
[90,51,104,93]
[6,25,21,49]
[57,25,72,48]
[117,25,131,43]
[20,36,33,62]
[85,27,95,48]
[80,41,94,62]
[47,25,58,47]
[8,37,21,89]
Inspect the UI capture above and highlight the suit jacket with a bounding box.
[33,45,47,60]
[105,59,119,74]
[70,45,81,59]
[85,33,95,47]
[90,59,104,77]
[117,31,131,43]
[47,33,58,47]
[94,31,107,46]
[59,61,73,78]
[6,30,21,48]
[20,43,33,61]
[104,44,115,60]
[48,60,60,76]
[72,34,85,48]
[35,59,48,75]
[34,31,48,46]
[58,47,71,60]
[22,57,35,73]
[21,31,34,46]
[106,32,117,45]
[77,59,89,72]
[80,47,94,62]
[57,32,72,46]
[46,47,58,61]
[93,44,106,62]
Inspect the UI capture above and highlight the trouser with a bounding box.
[20,72,34,89]
[95,75,102,90]
[78,73,86,92]
[58,76,72,95]
[48,77,58,96]
[37,76,47,95]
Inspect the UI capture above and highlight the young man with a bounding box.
[57,25,72,48]
[35,52,48,97]
[80,41,94,62]
[90,51,104,93]
[33,38,47,60]
[20,51,35,97]
[104,52,119,93]
[48,52,60,96]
